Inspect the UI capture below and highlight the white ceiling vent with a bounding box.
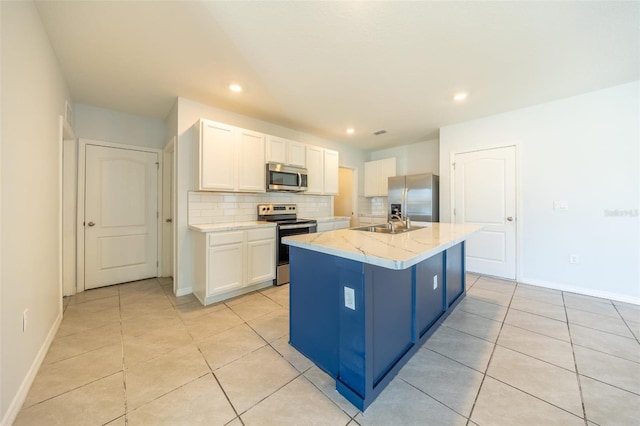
[373,130,387,136]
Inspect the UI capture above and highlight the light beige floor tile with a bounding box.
[303,366,359,417]
[14,372,125,426]
[63,295,120,315]
[183,306,245,341]
[355,379,467,426]
[127,374,236,426]
[125,344,210,409]
[56,306,121,337]
[466,286,513,307]
[68,286,119,305]
[198,324,266,370]
[563,291,613,305]
[465,273,480,288]
[581,375,640,426]
[398,348,483,417]
[247,308,289,343]
[120,296,173,320]
[513,285,565,306]
[174,299,227,320]
[224,291,267,307]
[615,305,640,324]
[442,310,502,342]
[473,277,516,293]
[504,308,570,342]
[105,415,126,425]
[227,296,283,322]
[510,296,567,321]
[423,326,495,372]
[487,346,583,416]
[456,295,508,322]
[241,375,350,426]
[498,324,576,371]
[45,322,122,364]
[23,343,123,407]
[570,323,640,363]
[226,418,243,426]
[564,294,620,318]
[626,319,640,340]
[215,345,299,414]
[471,376,584,426]
[566,308,634,338]
[123,324,193,368]
[270,335,314,373]
[166,291,199,307]
[573,345,640,395]
[260,285,290,308]
[121,306,183,338]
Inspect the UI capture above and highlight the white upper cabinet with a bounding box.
[305,146,339,195]
[323,149,339,195]
[266,135,306,168]
[305,145,324,194]
[364,157,396,197]
[196,119,265,192]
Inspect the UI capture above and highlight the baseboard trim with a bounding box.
[1,311,63,426]
[518,276,640,306]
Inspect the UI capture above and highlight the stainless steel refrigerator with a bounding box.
[388,173,439,222]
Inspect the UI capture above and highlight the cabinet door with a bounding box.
[305,146,324,194]
[364,161,376,196]
[238,130,266,192]
[247,238,276,284]
[266,136,287,164]
[323,149,339,195]
[288,141,306,167]
[334,220,350,230]
[207,242,244,295]
[200,120,236,190]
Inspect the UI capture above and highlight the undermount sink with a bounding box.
[353,223,424,234]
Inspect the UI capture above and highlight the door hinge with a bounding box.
[452,162,456,170]
[157,211,159,219]
[155,162,159,169]
[453,208,456,216]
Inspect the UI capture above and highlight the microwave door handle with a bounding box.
[297,172,302,189]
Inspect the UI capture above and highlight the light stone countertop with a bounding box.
[189,221,276,232]
[283,222,482,270]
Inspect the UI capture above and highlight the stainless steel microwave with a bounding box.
[266,162,308,192]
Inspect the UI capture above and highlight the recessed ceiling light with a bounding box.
[453,92,468,101]
[346,128,355,134]
[229,84,243,93]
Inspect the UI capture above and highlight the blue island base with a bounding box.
[288,242,465,411]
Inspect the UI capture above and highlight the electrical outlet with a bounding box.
[22,309,28,332]
[433,275,438,290]
[570,254,579,264]
[344,287,355,310]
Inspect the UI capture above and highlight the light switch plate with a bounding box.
[344,287,356,310]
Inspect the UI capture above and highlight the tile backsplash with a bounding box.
[188,191,333,224]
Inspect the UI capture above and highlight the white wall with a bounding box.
[371,139,439,175]
[440,82,640,302]
[1,2,71,422]
[172,97,367,295]
[74,103,166,150]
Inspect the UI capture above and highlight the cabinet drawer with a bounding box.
[208,231,244,246]
[247,227,275,241]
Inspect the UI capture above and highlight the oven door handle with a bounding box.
[279,223,315,230]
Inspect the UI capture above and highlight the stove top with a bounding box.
[257,203,317,225]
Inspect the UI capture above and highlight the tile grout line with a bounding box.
[465,281,517,425]
[611,303,640,345]
[561,290,589,426]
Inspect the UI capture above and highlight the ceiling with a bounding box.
[35,1,639,150]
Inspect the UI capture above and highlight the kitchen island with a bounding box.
[283,223,482,411]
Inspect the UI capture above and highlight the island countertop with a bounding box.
[283,222,482,270]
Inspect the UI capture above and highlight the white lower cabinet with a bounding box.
[316,218,351,232]
[194,226,276,305]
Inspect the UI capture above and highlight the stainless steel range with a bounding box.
[257,204,317,285]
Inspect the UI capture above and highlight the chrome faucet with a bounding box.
[389,213,411,231]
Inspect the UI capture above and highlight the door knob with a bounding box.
[165,218,173,223]
[87,221,95,227]
[506,217,514,222]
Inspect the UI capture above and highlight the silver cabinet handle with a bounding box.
[507,217,514,222]
[87,221,96,227]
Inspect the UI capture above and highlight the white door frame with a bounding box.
[162,137,175,279]
[450,144,520,280]
[76,138,163,292]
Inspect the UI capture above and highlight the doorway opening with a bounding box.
[335,167,357,227]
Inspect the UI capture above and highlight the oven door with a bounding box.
[276,223,317,285]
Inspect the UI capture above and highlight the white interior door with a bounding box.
[453,146,517,279]
[84,145,158,289]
